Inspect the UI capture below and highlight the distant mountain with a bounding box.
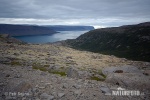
[65,22,150,62]
[0,24,94,36]
[0,24,57,36]
[42,25,94,31]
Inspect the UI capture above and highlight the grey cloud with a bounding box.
[0,0,150,26]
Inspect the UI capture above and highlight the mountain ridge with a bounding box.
[64,22,150,62]
[0,24,57,36]
[0,24,94,36]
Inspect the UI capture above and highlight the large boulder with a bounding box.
[105,73,150,90]
[40,93,54,100]
[143,70,150,76]
[102,65,142,76]
[66,67,79,78]
[66,67,91,79]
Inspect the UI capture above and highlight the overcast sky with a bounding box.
[0,0,150,28]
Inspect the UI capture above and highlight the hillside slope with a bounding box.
[0,24,57,36]
[0,34,150,99]
[65,22,150,62]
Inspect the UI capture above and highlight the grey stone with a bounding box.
[13,81,32,92]
[72,84,82,89]
[40,71,47,76]
[48,65,56,70]
[100,85,111,94]
[58,93,65,98]
[14,74,22,78]
[62,83,69,89]
[27,66,33,71]
[102,65,142,76]
[5,74,10,77]
[48,65,60,70]
[143,70,150,76]
[38,86,45,89]
[78,70,91,79]
[32,88,39,93]
[105,73,150,90]
[0,57,11,64]
[67,67,79,78]
[40,93,54,100]
[13,52,19,56]
[74,90,82,95]
[5,96,17,100]
[0,82,5,87]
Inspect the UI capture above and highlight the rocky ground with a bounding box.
[0,35,150,100]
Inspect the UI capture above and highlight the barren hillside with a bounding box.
[0,34,150,100]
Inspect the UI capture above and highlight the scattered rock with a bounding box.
[78,70,91,79]
[27,66,33,71]
[40,93,54,100]
[72,84,82,89]
[48,65,55,70]
[38,86,45,89]
[0,82,5,87]
[40,71,47,76]
[67,67,79,78]
[5,74,10,77]
[0,34,149,100]
[100,85,111,94]
[114,70,123,73]
[58,93,65,98]
[66,56,72,59]
[35,98,40,100]
[45,82,51,85]
[102,65,142,75]
[62,83,69,89]
[105,73,150,90]
[48,65,60,70]
[14,73,22,78]
[0,58,11,64]
[74,90,82,95]
[32,88,39,95]
[13,53,19,56]
[13,81,32,92]
[143,70,150,76]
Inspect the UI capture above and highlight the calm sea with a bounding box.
[13,31,88,44]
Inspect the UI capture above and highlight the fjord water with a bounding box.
[13,31,88,44]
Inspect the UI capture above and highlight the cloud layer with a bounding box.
[0,0,150,27]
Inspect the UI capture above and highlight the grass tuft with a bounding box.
[32,63,47,71]
[49,71,66,76]
[90,76,105,81]
[98,69,107,78]
[11,61,22,66]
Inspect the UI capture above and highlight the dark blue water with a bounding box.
[14,31,88,44]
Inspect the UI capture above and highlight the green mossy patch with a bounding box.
[32,64,47,72]
[32,63,66,76]
[49,71,66,76]
[98,69,107,78]
[11,61,22,66]
[90,76,105,81]
[32,66,47,72]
